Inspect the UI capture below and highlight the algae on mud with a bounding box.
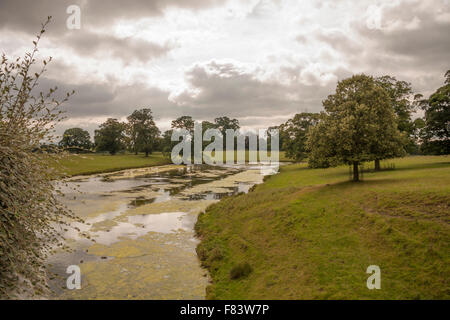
[47,163,278,299]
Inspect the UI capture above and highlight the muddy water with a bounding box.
[47,163,279,299]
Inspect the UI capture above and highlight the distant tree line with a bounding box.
[58,71,449,176]
[58,112,243,156]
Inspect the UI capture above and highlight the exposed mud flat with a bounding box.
[47,163,279,299]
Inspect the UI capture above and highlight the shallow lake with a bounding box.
[47,163,279,299]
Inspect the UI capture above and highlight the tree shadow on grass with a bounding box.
[322,176,429,191]
[390,161,450,171]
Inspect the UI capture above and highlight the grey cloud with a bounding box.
[357,3,450,64]
[294,0,449,96]
[84,0,228,24]
[62,31,173,63]
[351,0,450,95]
[39,77,182,138]
[0,0,76,35]
[0,0,178,63]
[247,0,281,19]
[336,3,448,101]
[0,0,228,34]
[295,34,308,44]
[314,29,362,54]
[39,59,338,137]
[45,80,179,120]
[172,60,336,119]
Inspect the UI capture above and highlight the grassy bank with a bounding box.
[195,156,450,299]
[55,153,171,176]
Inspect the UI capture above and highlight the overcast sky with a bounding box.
[1,0,449,136]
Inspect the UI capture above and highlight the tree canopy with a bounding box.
[94,118,126,155]
[127,108,160,157]
[419,70,450,155]
[307,74,405,181]
[280,112,320,161]
[171,115,195,134]
[214,116,240,135]
[59,128,91,150]
[375,75,417,156]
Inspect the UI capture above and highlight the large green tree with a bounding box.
[375,75,416,166]
[171,115,195,134]
[306,113,337,168]
[419,70,450,154]
[127,108,160,157]
[201,120,218,150]
[214,116,240,151]
[279,112,320,161]
[307,74,405,181]
[376,75,415,132]
[214,116,240,135]
[126,112,139,154]
[160,129,175,157]
[59,127,91,150]
[94,118,126,155]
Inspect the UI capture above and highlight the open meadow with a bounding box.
[55,153,171,176]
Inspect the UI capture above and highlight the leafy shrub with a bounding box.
[0,18,82,298]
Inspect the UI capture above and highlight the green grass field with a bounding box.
[55,153,171,176]
[211,150,291,162]
[56,151,290,177]
[195,156,450,299]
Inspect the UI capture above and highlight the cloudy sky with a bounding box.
[1,0,449,136]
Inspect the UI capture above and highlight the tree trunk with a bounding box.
[353,161,360,182]
[145,151,149,157]
[374,159,381,171]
